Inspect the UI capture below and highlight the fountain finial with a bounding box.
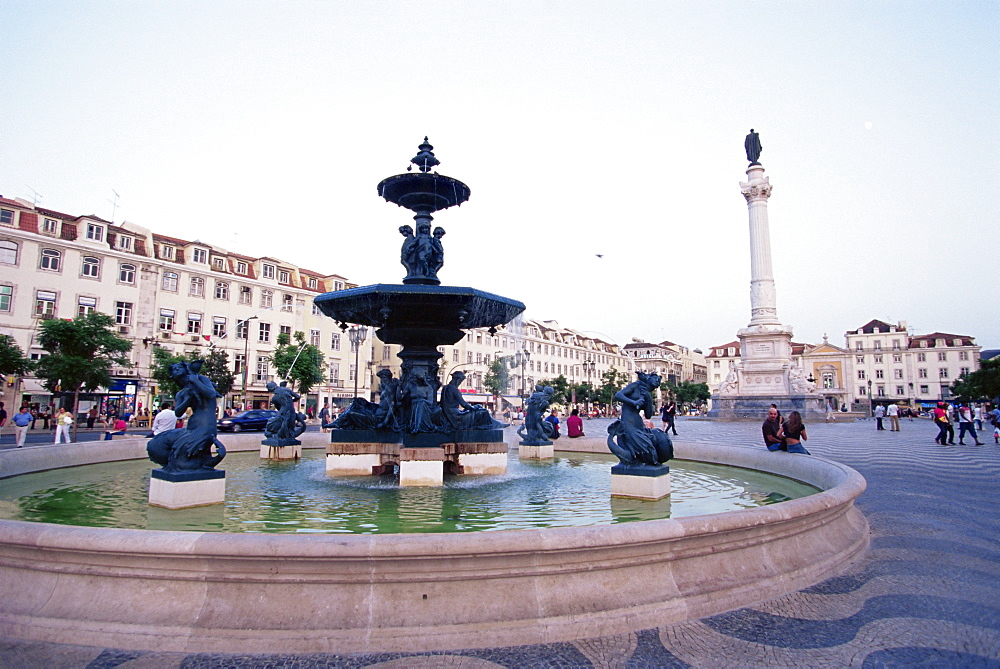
[411,137,440,173]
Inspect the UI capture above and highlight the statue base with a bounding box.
[610,464,671,500]
[148,469,226,509]
[399,448,446,486]
[707,394,825,421]
[260,440,302,460]
[455,452,507,475]
[519,444,554,459]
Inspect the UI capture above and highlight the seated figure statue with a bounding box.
[440,371,504,431]
[329,369,400,431]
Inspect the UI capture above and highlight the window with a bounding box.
[857,370,866,379]
[894,369,903,379]
[236,261,248,274]
[81,256,100,278]
[115,301,132,325]
[261,289,273,308]
[311,303,320,315]
[873,341,881,351]
[35,291,56,317]
[258,322,270,343]
[0,208,13,225]
[310,329,320,346]
[278,270,290,284]
[256,358,269,382]
[86,223,103,241]
[189,276,205,296]
[0,285,12,311]
[892,339,901,351]
[40,249,61,271]
[119,263,136,284]
[959,351,969,361]
[159,309,175,331]
[212,257,225,271]
[349,364,356,382]
[162,271,178,291]
[919,385,929,394]
[876,385,885,397]
[262,264,275,279]
[874,354,882,364]
[822,372,834,389]
[920,340,928,348]
[939,368,949,379]
[896,386,904,395]
[334,281,344,291]
[77,296,96,316]
[281,294,293,311]
[328,363,339,384]
[453,348,459,362]
[117,235,133,251]
[214,281,229,300]
[331,333,341,350]
[161,245,175,260]
[234,354,246,375]
[953,339,962,347]
[0,240,17,264]
[42,218,58,234]
[937,352,947,361]
[279,325,291,337]
[875,369,884,379]
[935,339,945,347]
[855,342,863,351]
[192,248,208,264]
[467,351,473,364]
[239,285,252,304]
[893,354,902,363]
[308,277,317,289]
[213,317,226,338]
[858,386,867,396]
[919,368,928,378]
[236,320,248,340]
[960,367,970,376]
[187,312,202,334]
[383,346,391,360]
[917,352,926,362]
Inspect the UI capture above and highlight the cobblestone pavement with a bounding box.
[3,416,999,668]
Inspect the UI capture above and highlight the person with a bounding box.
[661,399,678,436]
[873,404,886,430]
[53,407,74,444]
[826,401,837,423]
[12,406,33,447]
[152,402,178,436]
[318,401,331,432]
[957,404,983,445]
[0,401,6,436]
[762,406,785,451]
[86,406,98,429]
[544,409,560,439]
[778,410,810,454]
[566,408,584,438]
[104,416,128,440]
[933,402,953,445]
[973,404,984,431]
[886,403,900,432]
[745,128,763,164]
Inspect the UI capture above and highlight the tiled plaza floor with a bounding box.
[2,416,998,668]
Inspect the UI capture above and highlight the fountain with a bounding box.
[0,140,869,655]
[315,138,524,485]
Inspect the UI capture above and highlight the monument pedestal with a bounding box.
[260,438,302,460]
[610,464,671,500]
[399,448,445,486]
[148,469,226,509]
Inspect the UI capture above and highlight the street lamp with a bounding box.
[584,358,596,415]
[239,315,259,407]
[348,325,368,399]
[868,378,874,417]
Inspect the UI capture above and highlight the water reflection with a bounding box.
[0,451,817,534]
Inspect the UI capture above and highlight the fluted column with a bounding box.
[740,164,780,328]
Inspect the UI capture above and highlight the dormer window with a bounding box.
[0,208,14,226]
[262,264,275,279]
[936,338,945,347]
[952,339,962,347]
[278,270,290,284]
[236,261,248,274]
[212,257,225,271]
[42,218,58,234]
[161,245,175,260]
[86,223,104,241]
[192,248,208,264]
[920,340,928,348]
[117,235,133,251]
[308,277,317,289]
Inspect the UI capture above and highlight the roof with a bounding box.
[908,332,977,348]
[849,319,897,335]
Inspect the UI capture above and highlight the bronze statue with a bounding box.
[440,371,503,430]
[607,371,672,467]
[518,385,555,445]
[745,129,763,165]
[399,368,447,433]
[147,360,226,473]
[264,381,306,441]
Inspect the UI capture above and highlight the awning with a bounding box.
[20,379,52,394]
[499,396,523,408]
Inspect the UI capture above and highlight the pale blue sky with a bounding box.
[2,1,997,351]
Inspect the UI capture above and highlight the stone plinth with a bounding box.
[260,441,302,460]
[148,469,226,509]
[399,448,446,486]
[709,394,826,421]
[610,463,671,500]
[326,453,384,476]
[456,452,507,475]
[520,444,554,459]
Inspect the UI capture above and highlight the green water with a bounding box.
[0,451,818,534]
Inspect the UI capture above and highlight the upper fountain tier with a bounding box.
[377,137,471,213]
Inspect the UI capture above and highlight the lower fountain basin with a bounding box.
[0,436,868,654]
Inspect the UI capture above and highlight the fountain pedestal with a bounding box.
[520,444,554,459]
[610,464,671,500]
[260,438,302,460]
[148,469,226,509]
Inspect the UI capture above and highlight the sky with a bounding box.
[2,1,998,353]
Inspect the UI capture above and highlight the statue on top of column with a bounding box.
[745,129,763,165]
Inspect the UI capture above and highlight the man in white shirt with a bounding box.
[151,403,178,436]
[886,403,900,432]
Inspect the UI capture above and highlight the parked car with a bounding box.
[217,409,278,432]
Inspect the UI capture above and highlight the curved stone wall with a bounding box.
[0,439,868,654]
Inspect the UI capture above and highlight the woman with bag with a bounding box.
[54,407,74,444]
[933,402,953,445]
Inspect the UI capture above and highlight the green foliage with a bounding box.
[950,357,1000,401]
[595,367,631,406]
[663,379,712,407]
[483,357,510,397]
[150,346,235,397]
[34,312,132,395]
[537,374,570,405]
[272,331,325,395]
[0,335,32,377]
[570,381,595,406]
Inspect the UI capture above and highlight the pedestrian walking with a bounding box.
[887,403,900,432]
[12,406,33,447]
[957,404,983,445]
[319,401,331,433]
[933,402,954,445]
[661,399,678,436]
[54,407,73,444]
[874,404,886,430]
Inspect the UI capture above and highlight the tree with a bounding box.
[951,358,1000,402]
[537,374,570,405]
[483,356,510,399]
[151,346,235,398]
[271,331,325,396]
[596,367,631,408]
[0,334,32,378]
[34,312,132,441]
[663,379,712,409]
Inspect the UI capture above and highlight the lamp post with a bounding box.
[521,349,531,403]
[348,325,368,399]
[584,359,596,415]
[238,315,259,408]
[868,378,874,417]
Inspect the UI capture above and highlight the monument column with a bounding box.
[741,164,781,328]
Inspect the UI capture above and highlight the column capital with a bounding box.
[740,175,772,203]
